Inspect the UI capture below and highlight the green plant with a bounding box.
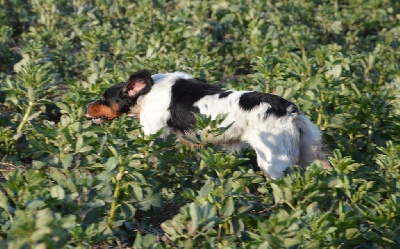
[0,0,399,247]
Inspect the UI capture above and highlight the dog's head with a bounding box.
[86,70,153,124]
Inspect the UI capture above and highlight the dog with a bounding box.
[86,70,330,179]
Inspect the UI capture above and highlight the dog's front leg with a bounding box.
[139,113,168,136]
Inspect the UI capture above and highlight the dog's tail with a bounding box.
[293,113,331,169]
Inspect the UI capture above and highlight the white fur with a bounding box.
[137,73,192,135]
[136,72,328,179]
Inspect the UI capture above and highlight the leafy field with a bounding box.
[1,0,400,248]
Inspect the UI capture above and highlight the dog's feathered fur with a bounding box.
[86,70,330,179]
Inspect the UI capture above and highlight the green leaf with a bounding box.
[283,237,301,247]
[129,184,143,201]
[49,167,77,192]
[325,227,337,234]
[75,134,84,152]
[61,154,74,169]
[138,192,161,210]
[27,111,41,121]
[229,216,244,236]
[105,157,119,171]
[99,57,106,69]
[0,191,9,212]
[331,64,342,79]
[27,200,46,210]
[32,160,46,169]
[50,185,65,199]
[189,202,201,228]
[120,203,136,220]
[201,201,213,219]
[198,180,213,197]
[270,183,284,204]
[161,220,179,237]
[345,228,361,240]
[221,197,234,217]
[60,215,76,229]
[82,208,103,226]
[31,226,51,242]
[86,199,105,208]
[306,202,319,216]
[107,145,119,157]
[330,115,345,125]
[55,102,71,114]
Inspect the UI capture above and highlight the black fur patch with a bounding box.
[97,71,154,115]
[100,82,134,113]
[103,82,125,99]
[219,91,233,98]
[167,78,223,132]
[238,92,296,117]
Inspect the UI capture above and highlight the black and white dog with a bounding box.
[86,70,330,179]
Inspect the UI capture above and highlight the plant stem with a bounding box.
[108,165,125,227]
[16,101,34,134]
[217,223,222,247]
[317,91,324,126]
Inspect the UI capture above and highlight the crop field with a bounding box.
[0,0,399,248]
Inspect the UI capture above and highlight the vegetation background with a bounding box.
[0,0,399,248]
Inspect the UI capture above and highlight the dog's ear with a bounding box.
[124,70,153,97]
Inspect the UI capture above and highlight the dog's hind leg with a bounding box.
[244,128,300,179]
